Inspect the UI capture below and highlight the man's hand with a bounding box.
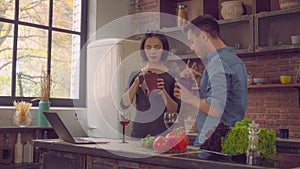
[179,59,201,79]
[174,83,195,104]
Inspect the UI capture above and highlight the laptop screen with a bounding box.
[43,112,76,143]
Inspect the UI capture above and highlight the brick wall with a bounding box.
[136,0,300,138]
[178,51,300,138]
[241,51,300,138]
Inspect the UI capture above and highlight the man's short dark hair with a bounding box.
[183,15,220,39]
[140,32,169,61]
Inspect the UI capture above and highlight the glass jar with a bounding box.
[13,110,32,127]
[177,4,188,27]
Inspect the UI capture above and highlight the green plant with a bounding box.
[221,118,276,159]
[221,125,248,155]
[258,128,277,159]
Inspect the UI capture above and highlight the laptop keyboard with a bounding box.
[74,137,93,143]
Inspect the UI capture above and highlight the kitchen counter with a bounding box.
[34,138,300,169]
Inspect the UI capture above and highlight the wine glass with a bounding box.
[118,111,130,143]
[163,112,179,131]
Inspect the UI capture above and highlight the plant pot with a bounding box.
[38,100,50,127]
[221,1,244,19]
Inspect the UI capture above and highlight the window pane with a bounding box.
[53,0,81,31]
[0,22,14,96]
[0,0,15,20]
[51,31,80,99]
[19,0,49,26]
[16,25,48,97]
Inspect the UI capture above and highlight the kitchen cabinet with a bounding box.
[255,7,300,52]
[40,150,86,169]
[159,0,300,58]
[35,139,300,169]
[218,15,254,54]
[86,156,175,169]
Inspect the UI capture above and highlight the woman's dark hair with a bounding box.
[183,14,220,39]
[140,32,169,61]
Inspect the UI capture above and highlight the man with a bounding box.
[174,15,248,148]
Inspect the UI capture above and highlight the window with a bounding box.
[0,0,87,107]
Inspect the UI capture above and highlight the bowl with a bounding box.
[280,76,292,84]
[279,0,300,10]
[253,78,265,85]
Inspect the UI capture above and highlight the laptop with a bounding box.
[43,112,108,144]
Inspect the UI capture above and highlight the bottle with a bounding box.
[14,133,23,163]
[129,0,136,14]
[23,141,33,163]
[33,130,40,162]
[2,134,13,164]
[43,130,48,139]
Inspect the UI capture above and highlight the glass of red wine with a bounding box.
[118,111,130,143]
[163,112,179,131]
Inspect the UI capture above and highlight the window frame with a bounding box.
[0,0,87,107]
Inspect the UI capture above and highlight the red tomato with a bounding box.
[176,135,189,150]
[165,132,177,150]
[166,128,189,150]
[152,136,172,151]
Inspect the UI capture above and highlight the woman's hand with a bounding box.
[156,78,165,91]
[157,78,167,101]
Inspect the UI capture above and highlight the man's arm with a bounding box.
[174,84,221,118]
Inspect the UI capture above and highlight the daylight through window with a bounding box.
[0,0,87,107]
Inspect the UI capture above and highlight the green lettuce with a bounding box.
[221,118,276,158]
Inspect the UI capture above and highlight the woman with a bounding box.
[121,32,180,138]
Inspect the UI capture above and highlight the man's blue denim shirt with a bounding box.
[194,47,248,146]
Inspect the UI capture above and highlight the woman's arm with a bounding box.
[121,76,140,107]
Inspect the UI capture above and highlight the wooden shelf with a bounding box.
[249,84,300,107]
[0,127,58,139]
[190,84,300,90]
[0,162,40,169]
[256,44,300,53]
[217,15,252,24]
[248,83,300,89]
[0,126,54,134]
[193,83,300,90]
[256,7,300,18]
